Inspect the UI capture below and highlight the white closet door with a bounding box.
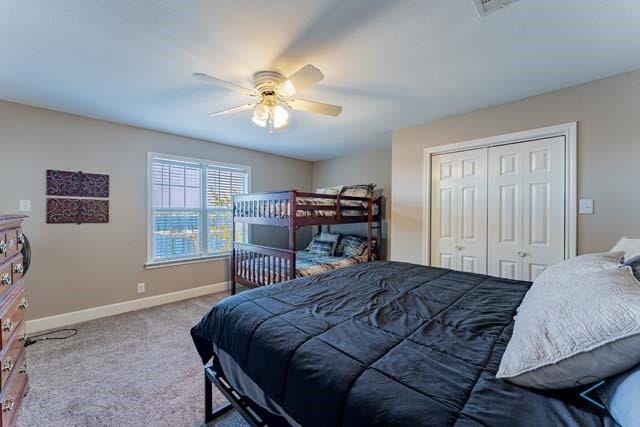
[457,150,488,273]
[488,137,565,280]
[431,149,487,273]
[431,153,458,270]
[521,137,566,281]
[487,144,523,280]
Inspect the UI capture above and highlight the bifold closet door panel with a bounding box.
[521,136,566,281]
[487,144,524,280]
[431,148,487,273]
[456,150,488,274]
[431,153,458,270]
[487,136,566,281]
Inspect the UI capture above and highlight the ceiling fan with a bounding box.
[193,64,342,133]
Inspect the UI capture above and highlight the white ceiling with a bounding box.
[2,1,640,161]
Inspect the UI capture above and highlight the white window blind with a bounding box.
[148,153,249,264]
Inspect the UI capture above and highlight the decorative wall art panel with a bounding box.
[46,198,109,224]
[46,170,109,198]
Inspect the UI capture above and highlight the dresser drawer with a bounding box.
[0,350,27,427]
[0,290,26,351]
[0,263,11,297]
[0,230,19,260]
[9,256,23,284]
[0,331,24,391]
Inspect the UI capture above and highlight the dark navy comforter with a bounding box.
[191,261,610,426]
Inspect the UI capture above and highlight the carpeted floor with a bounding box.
[16,293,249,427]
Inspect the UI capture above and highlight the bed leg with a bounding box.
[205,370,213,423]
[231,279,236,295]
[205,367,233,424]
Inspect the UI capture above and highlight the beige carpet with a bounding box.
[16,293,248,427]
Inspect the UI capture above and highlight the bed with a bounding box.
[231,188,383,293]
[191,261,612,426]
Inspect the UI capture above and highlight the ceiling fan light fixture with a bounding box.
[278,80,296,97]
[194,64,341,131]
[252,113,267,127]
[272,105,289,129]
[252,104,269,127]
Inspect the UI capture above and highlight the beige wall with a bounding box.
[392,70,640,264]
[312,147,391,258]
[0,101,312,319]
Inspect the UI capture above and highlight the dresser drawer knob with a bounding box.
[17,233,24,245]
[0,274,10,286]
[0,241,6,254]
[18,331,27,343]
[2,319,13,333]
[18,298,28,310]
[13,264,23,275]
[2,398,13,412]
[18,362,26,374]
[2,358,13,372]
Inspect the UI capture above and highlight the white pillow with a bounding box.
[497,251,640,389]
[611,236,640,261]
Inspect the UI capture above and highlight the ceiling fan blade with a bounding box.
[193,73,256,96]
[288,99,342,117]
[278,64,324,97]
[208,103,256,117]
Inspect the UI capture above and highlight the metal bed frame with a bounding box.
[204,358,290,426]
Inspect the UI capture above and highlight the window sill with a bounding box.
[145,254,230,270]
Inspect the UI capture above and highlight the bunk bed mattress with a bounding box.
[192,261,610,427]
[239,251,371,280]
[237,199,379,218]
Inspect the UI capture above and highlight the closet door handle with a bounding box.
[454,245,463,251]
[517,250,527,258]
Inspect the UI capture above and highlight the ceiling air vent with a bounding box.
[473,0,519,16]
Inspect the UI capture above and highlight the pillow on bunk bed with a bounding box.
[307,239,334,256]
[336,235,370,257]
[340,184,376,207]
[306,232,340,256]
[312,185,343,205]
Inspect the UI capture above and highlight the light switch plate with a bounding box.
[19,200,31,212]
[579,199,594,215]
[137,282,146,294]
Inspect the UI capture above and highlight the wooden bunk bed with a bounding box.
[230,189,382,294]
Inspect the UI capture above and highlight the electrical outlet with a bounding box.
[137,282,146,294]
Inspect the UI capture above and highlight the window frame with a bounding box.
[145,152,251,268]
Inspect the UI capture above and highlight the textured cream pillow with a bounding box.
[497,251,640,389]
[611,236,640,260]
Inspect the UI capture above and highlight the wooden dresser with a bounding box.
[0,215,28,427]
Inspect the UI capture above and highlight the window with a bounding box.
[147,153,249,265]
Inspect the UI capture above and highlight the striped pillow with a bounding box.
[337,235,369,257]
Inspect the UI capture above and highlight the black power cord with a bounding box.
[17,234,79,347]
[24,328,78,347]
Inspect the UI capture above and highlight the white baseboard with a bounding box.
[26,281,229,334]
